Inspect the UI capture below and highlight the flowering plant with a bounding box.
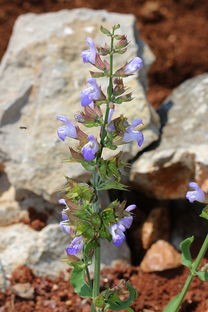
[164,182,208,312]
[57,24,143,311]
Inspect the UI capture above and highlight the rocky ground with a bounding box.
[0,0,208,311]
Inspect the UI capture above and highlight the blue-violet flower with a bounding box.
[66,236,84,255]
[109,223,126,247]
[81,135,99,161]
[186,182,205,203]
[81,78,101,107]
[123,119,144,146]
[56,115,77,141]
[109,204,136,246]
[81,38,97,64]
[124,57,143,74]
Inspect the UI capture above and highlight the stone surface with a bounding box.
[140,240,181,272]
[141,206,170,249]
[11,283,34,299]
[0,185,28,226]
[130,73,208,199]
[0,224,69,285]
[0,9,159,203]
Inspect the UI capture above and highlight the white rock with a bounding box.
[0,9,159,202]
[131,74,208,199]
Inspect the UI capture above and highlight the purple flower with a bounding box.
[123,119,144,146]
[59,208,70,234]
[81,38,97,64]
[58,198,67,206]
[66,236,84,255]
[109,204,136,246]
[119,204,136,229]
[81,78,101,107]
[109,223,126,247]
[81,135,99,161]
[124,57,143,74]
[56,115,77,141]
[186,182,205,203]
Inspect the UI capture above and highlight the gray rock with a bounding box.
[130,73,208,199]
[0,224,69,285]
[0,9,159,203]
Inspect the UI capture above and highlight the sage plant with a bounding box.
[164,182,208,312]
[57,24,143,311]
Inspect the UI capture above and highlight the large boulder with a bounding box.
[130,73,208,199]
[0,9,159,285]
[0,9,159,203]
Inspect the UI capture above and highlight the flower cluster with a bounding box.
[56,26,144,257]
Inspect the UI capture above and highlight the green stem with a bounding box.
[98,30,115,157]
[91,28,115,312]
[168,233,208,312]
[91,243,101,311]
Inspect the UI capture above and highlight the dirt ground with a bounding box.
[0,0,207,311]
[0,262,208,312]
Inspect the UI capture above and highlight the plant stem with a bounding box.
[91,28,115,312]
[91,243,101,311]
[167,233,208,312]
[99,29,115,155]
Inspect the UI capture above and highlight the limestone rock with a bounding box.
[0,224,69,285]
[140,240,181,272]
[141,206,170,249]
[131,74,208,199]
[0,9,159,203]
[11,283,34,299]
[0,185,28,226]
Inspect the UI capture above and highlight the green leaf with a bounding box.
[113,24,120,31]
[196,264,208,281]
[100,25,111,36]
[163,294,182,312]
[70,262,92,298]
[200,205,208,220]
[180,236,194,268]
[97,181,127,191]
[106,282,137,311]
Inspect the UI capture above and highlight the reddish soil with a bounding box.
[0,0,207,108]
[0,262,208,312]
[0,1,207,311]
